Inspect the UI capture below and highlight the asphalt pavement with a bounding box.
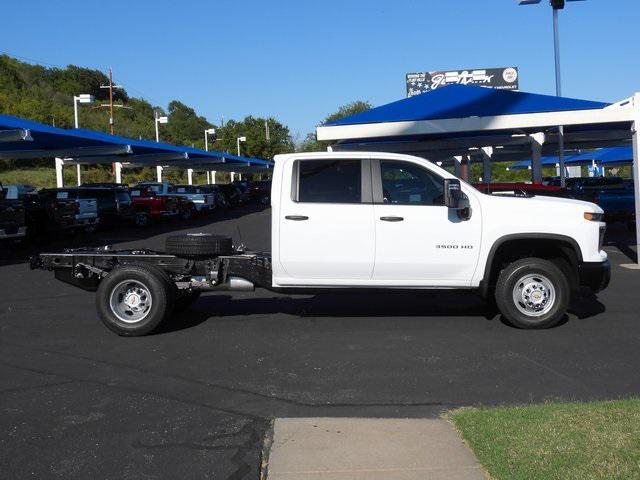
[0,205,638,479]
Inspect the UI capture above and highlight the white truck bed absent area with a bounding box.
[266,418,484,480]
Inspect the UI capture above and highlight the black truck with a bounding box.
[0,184,27,242]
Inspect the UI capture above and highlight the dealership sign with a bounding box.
[406,67,519,97]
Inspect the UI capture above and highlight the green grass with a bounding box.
[448,399,640,480]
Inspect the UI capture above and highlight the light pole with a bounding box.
[204,128,216,184]
[154,111,169,181]
[518,0,585,187]
[72,94,94,185]
[234,136,246,182]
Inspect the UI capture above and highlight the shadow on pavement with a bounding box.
[158,288,606,335]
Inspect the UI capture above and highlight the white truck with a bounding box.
[31,152,610,336]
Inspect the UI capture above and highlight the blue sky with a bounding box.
[2,0,638,140]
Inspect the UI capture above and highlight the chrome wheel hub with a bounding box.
[512,274,556,317]
[109,280,152,323]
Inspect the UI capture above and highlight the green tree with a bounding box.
[213,115,294,160]
[298,100,372,152]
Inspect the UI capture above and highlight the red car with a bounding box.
[129,186,187,226]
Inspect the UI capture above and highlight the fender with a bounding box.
[479,233,583,298]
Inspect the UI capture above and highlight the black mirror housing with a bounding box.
[444,179,462,208]
[444,178,472,220]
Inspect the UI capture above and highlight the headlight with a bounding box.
[584,212,604,222]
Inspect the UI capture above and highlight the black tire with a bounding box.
[165,233,233,257]
[495,257,569,329]
[180,204,197,221]
[175,289,201,311]
[96,264,175,336]
[135,213,150,228]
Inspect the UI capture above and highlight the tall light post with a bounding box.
[72,94,94,185]
[154,111,169,182]
[204,128,216,184]
[234,136,246,182]
[518,0,585,187]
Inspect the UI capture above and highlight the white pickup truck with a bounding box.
[31,152,610,336]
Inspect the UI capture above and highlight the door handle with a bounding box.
[285,215,309,221]
[380,216,404,222]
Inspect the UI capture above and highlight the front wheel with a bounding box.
[495,257,570,329]
[96,264,175,336]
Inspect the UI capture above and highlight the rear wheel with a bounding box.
[495,257,569,329]
[96,264,175,336]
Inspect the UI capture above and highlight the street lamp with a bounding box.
[204,128,216,184]
[236,136,246,156]
[518,0,586,187]
[154,111,169,182]
[72,94,94,185]
[154,111,169,142]
[234,136,247,182]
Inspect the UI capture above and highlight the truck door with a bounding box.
[278,158,375,282]
[371,159,481,286]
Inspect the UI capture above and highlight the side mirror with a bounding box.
[444,178,472,220]
[444,179,462,208]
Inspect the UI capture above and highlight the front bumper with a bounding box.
[578,260,611,294]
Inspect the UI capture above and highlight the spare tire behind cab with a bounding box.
[165,233,233,257]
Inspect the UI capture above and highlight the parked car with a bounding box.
[78,186,135,227]
[129,185,183,226]
[473,182,572,198]
[133,182,206,219]
[217,184,242,207]
[232,181,252,204]
[248,180,271,205]
[39,188,99,233]
[0,184,27,243]
[564,177,626,203]
[33,152,609,336]
[173,185,216,213]
[594,182,635,231]
[196,185,229,209]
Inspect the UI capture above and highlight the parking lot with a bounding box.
[1,206,638,479]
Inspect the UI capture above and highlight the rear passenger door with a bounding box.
[278,158,375,284]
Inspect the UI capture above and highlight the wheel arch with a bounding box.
[479,233,583,298]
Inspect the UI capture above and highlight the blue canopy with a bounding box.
[565,147,633,166]
[0,113,272,169]
[508,156,567,170]
[324,85,610,126]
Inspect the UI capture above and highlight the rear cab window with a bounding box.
[293,159,365,204]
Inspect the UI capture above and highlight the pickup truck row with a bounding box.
[1,180,268,244]
[32,152,611,336]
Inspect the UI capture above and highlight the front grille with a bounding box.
[599,225,606,251]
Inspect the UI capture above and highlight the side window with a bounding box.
[379,160,444,206]
[296,159,361,204]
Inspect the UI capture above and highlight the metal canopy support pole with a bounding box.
[211,171,217,184]
[632,93,640,264]
[156,166,163,183]
[453,156,462,178]
[187,169,194,185]
[231,172,235,183]
[481,147,493,183]
[76,163,82,186]
[206,171,210,184]
[114,162,123,184]
[530,132,545,183]
[55,157,64,188]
